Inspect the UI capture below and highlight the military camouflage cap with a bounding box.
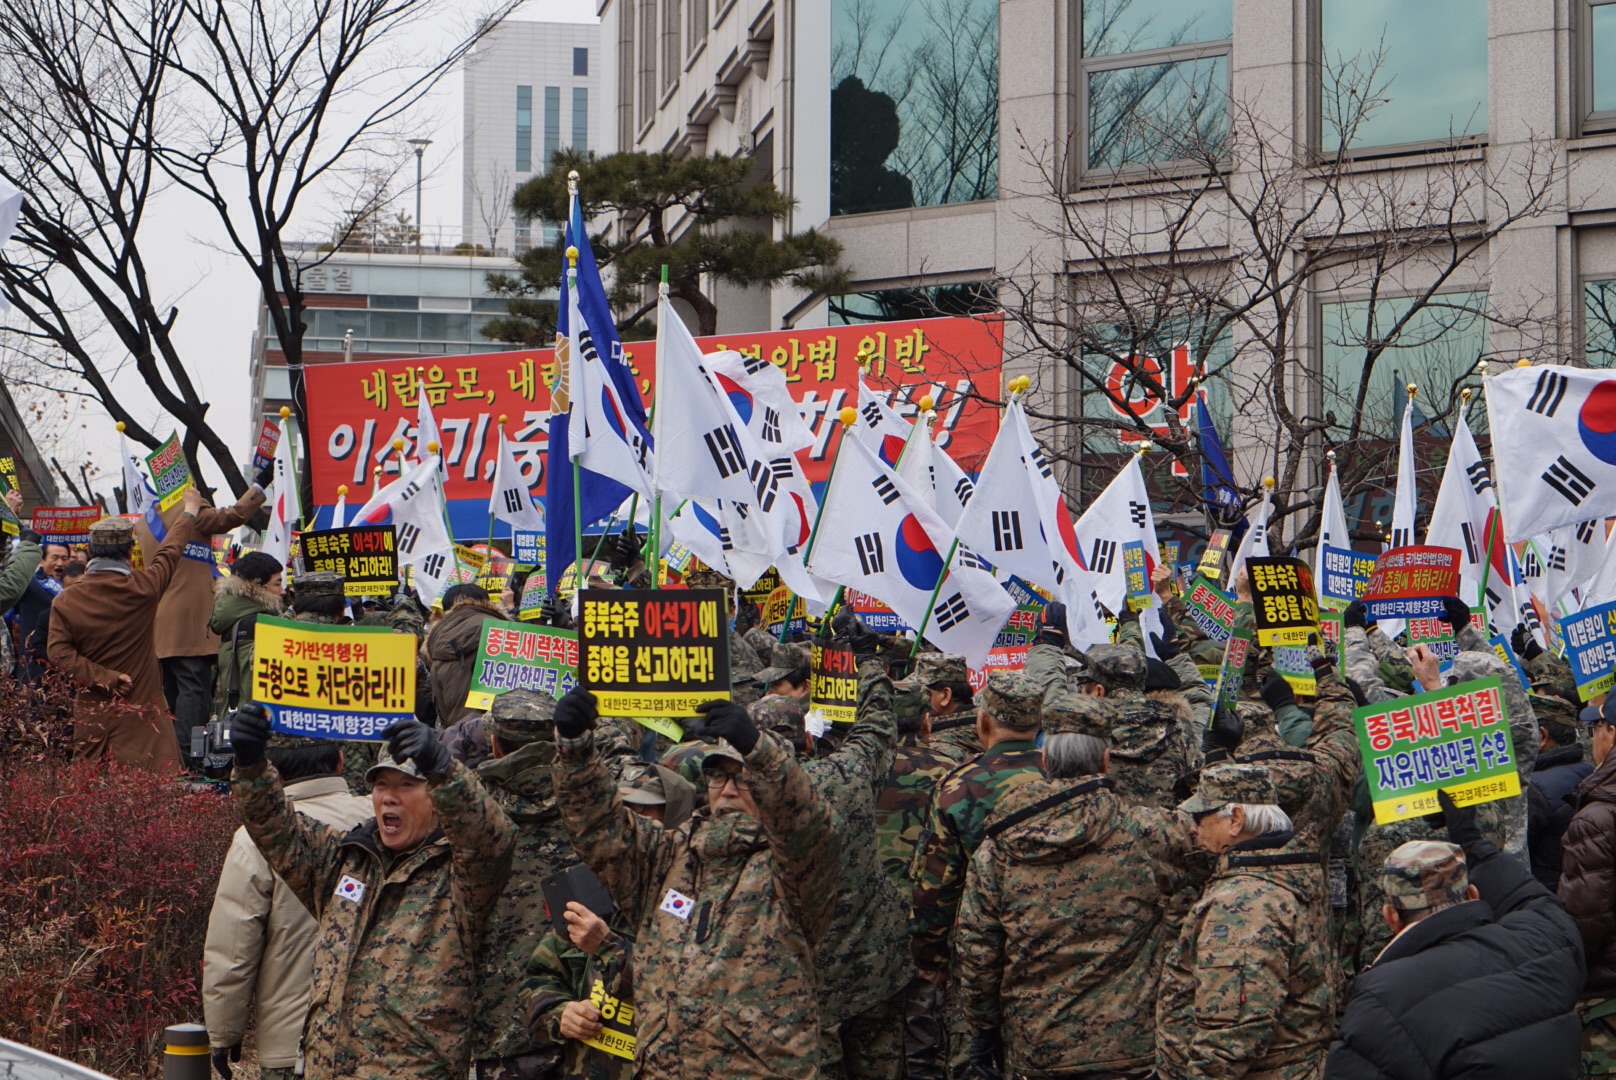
[897,652,968,690]
[1382,839,1470,912]
[659,741,712,787]
[489,689,557,745]
[750,692,807,746]
[756,641,811,686]
[619,767,673,806]
[1179,762,1277,814]
[1236,699,1277,733]
[978,671,1043,731]
[684,564,734,592]
[365,742,425,782]
[699,738,748,771]
[1084,644,1147,691]
[292,570,345,599]
[1042,689,1111,739]
[355,613,391,627]
[88,515,135,540]
[1445,647,1505,686]
[1529,692,1579,729]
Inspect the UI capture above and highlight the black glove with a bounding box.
[693,699,759,755]
[229,703,272,768]
[1148,610,1181,660]
[1511,624,1544,662]
[381,719,452,779]
[833,610,881,657]
[18,528,40,546]
[1437,789,1487,855]
[965,1030,1004,1080]
[1343,600,1374,630]
[553,688,599,739]
[1259,669,1295,712]
[1115,603,1140,626]
[1202,704,1244,755]
[1037,601,1068,648]
[252,460,274,490]
[211,1044,241,1080]
[609,529,644,572]
[1439,595,1472,634]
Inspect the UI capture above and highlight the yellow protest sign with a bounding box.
[251,616,418,741]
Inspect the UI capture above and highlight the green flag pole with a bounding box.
[911,538,963,657]
[793,405,863,642]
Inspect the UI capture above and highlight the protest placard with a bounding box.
[251,616,416,740]
[846,588,911,634]
[1488,633,1532,692]
[1318,609,1346,673]
[464,618,580,711]
[512,530,544,567]
[1184,576,1236,644]
[1197,529,1232,581]
[1123,541,1151,611]
[1562,600,1616,701]
[250,418,280,474]
[582,972,636,1061]
[1355,675,1521,823]
[30,506,101,546]
[965,645,1031,693]
[579,588,730,717]
[1158,542,1180,588]
[300,526,399,596]
[145,432,194,512]
[1318,546,1375,608]
[1273,646,1317,695]
[517,573,548,622]
[0,472,21,537]
[1211,626,1254,724]
[1248,556,1321,647]
[1407,617,1459,664]
[994,576,1049,649]
[810,643,859,725]
[1361,546,1462,621]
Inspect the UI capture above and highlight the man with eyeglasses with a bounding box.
[550,687,839,1077]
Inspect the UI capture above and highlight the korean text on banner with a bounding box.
[251,616,417,741]
[1561,600,1616,701]
[1213,626,1254,725]
[965,645,1031,693]
[1407,617,1459,665]
[1319,546,1375,608]
[1184,576,1236,644]
[810,643,859,725]
[1273,647,1317,696]
[581,975,636,1061]
[1361,546,1462,621]
[1319,609,1346,673]
[518,572,548,621]
[579,588,731,717]
[513,530,544,566]
[1197,529,1232,581]
[464,617,580,710]
[1355,676,1521,823]
[1123,541,1151,611]
[30,506,102,545]
[1248,556,1321,647]
[300,526,400,596]
[145,432,194,512]
[251,418,281,474]
[847,588,911,634]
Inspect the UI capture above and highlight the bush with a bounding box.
[0,674,236,1077]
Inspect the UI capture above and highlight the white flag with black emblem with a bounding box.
[489,426,546,532]
[1313,457,1351,579]
[1487,364,1616,540]
[649,292,761,506]
[353,454,452,569]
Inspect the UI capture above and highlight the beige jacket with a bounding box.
[203,775,372,1068]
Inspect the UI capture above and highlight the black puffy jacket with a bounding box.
[1324,847,1584,1080]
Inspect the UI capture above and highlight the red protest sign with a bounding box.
[251,418,281,473]
[30,506,103,545]
[1362,546,1462,621]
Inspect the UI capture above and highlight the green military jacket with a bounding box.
[908,738,1045,977]
[874,734,957,894]
[233,758,515,1080]
[522,924,635,1080]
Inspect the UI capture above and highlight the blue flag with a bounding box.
[1197,390,1241,519]
[546,197,654,594]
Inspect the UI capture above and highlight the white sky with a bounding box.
[5,0,597,505]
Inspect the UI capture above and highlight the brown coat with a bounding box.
[427,601,501,727]
[48,514,200,772]
[1558,752,1616,994]
[135,486,266,659]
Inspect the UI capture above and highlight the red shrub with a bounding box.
[0,675,236,1077]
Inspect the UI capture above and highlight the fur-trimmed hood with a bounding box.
[210,573,284,635]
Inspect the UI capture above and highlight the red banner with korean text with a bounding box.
[303,316,1004,537]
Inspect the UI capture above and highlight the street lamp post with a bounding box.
[408,138,432,252]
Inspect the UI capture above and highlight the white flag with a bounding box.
[1582,523,1616,610]
[332,488,348,530]
[854,374,914,468]
[352,455,452,569]
[704,350,816,456]
[1483,364,1616,541]
[1313,458,1351,577]
[930,442,975,530]
[264,417,300,565]
[565,269,654,497]
[807,436,1012,666]
[1389,400,1418,550]
[1073,455,1161,616]
[725,454,832,609]
[0,180,21,314]
[120,432,153,521]
[670,499,737,580]
[416,385,441,463]
[1539,519,1606,610]
[1230,487,1273,576]
[413,545,457,610]
[896,410,939,512]
[651,294,762,506]
[1425,414,1496,605]
[490,427,546,532]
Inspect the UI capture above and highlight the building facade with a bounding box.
[463,19,602,254]
[599,0,1616,543]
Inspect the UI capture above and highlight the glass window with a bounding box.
[1319,292,1488,438]
[1592,3,1616,119]
[830,0,999,215]
[472,297,511,313]
[574,47,589,77]
[1079,0,1231,173]
[573,87,589,152]
[1321,0,1487,152]
[638,0,656,129]
[368,310,420,340]
[827,281,997,325]
[662,0,682,92]
[1584,279,1616,366]
[368,295,418,310]
[544,87,560,170]
[515,85,532,172]
[687,0,709,53]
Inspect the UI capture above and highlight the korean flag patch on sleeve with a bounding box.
[336,875,366,904]
[659,888,694,920]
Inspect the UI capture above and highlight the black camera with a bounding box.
[191,717,236,779]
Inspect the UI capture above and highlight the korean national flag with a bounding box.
[1488,364,1616,541]
[335,874,366,904]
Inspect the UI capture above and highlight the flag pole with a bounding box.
[648,266,671,587]
[566,244,585,589]
[910,538,962,657]
[486,415,507,556]
[797,405,863,640]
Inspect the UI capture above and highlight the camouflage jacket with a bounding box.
[1344,625,1412,703]
[469,731,636,1064]
[233,758,515,1080]
[289,611,381,794]
[1116,616,1216,744]
[956,776,1208,1075]
[553,729,839,1079]
[924,706,982,764]
[874,734,957,894]
[730,631,764,705]
[1106,687,1199,809]
[799,664,910,1022]
[908,739,1045,977]
[522,924,635,1080]
[1155,831,1331,1080]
